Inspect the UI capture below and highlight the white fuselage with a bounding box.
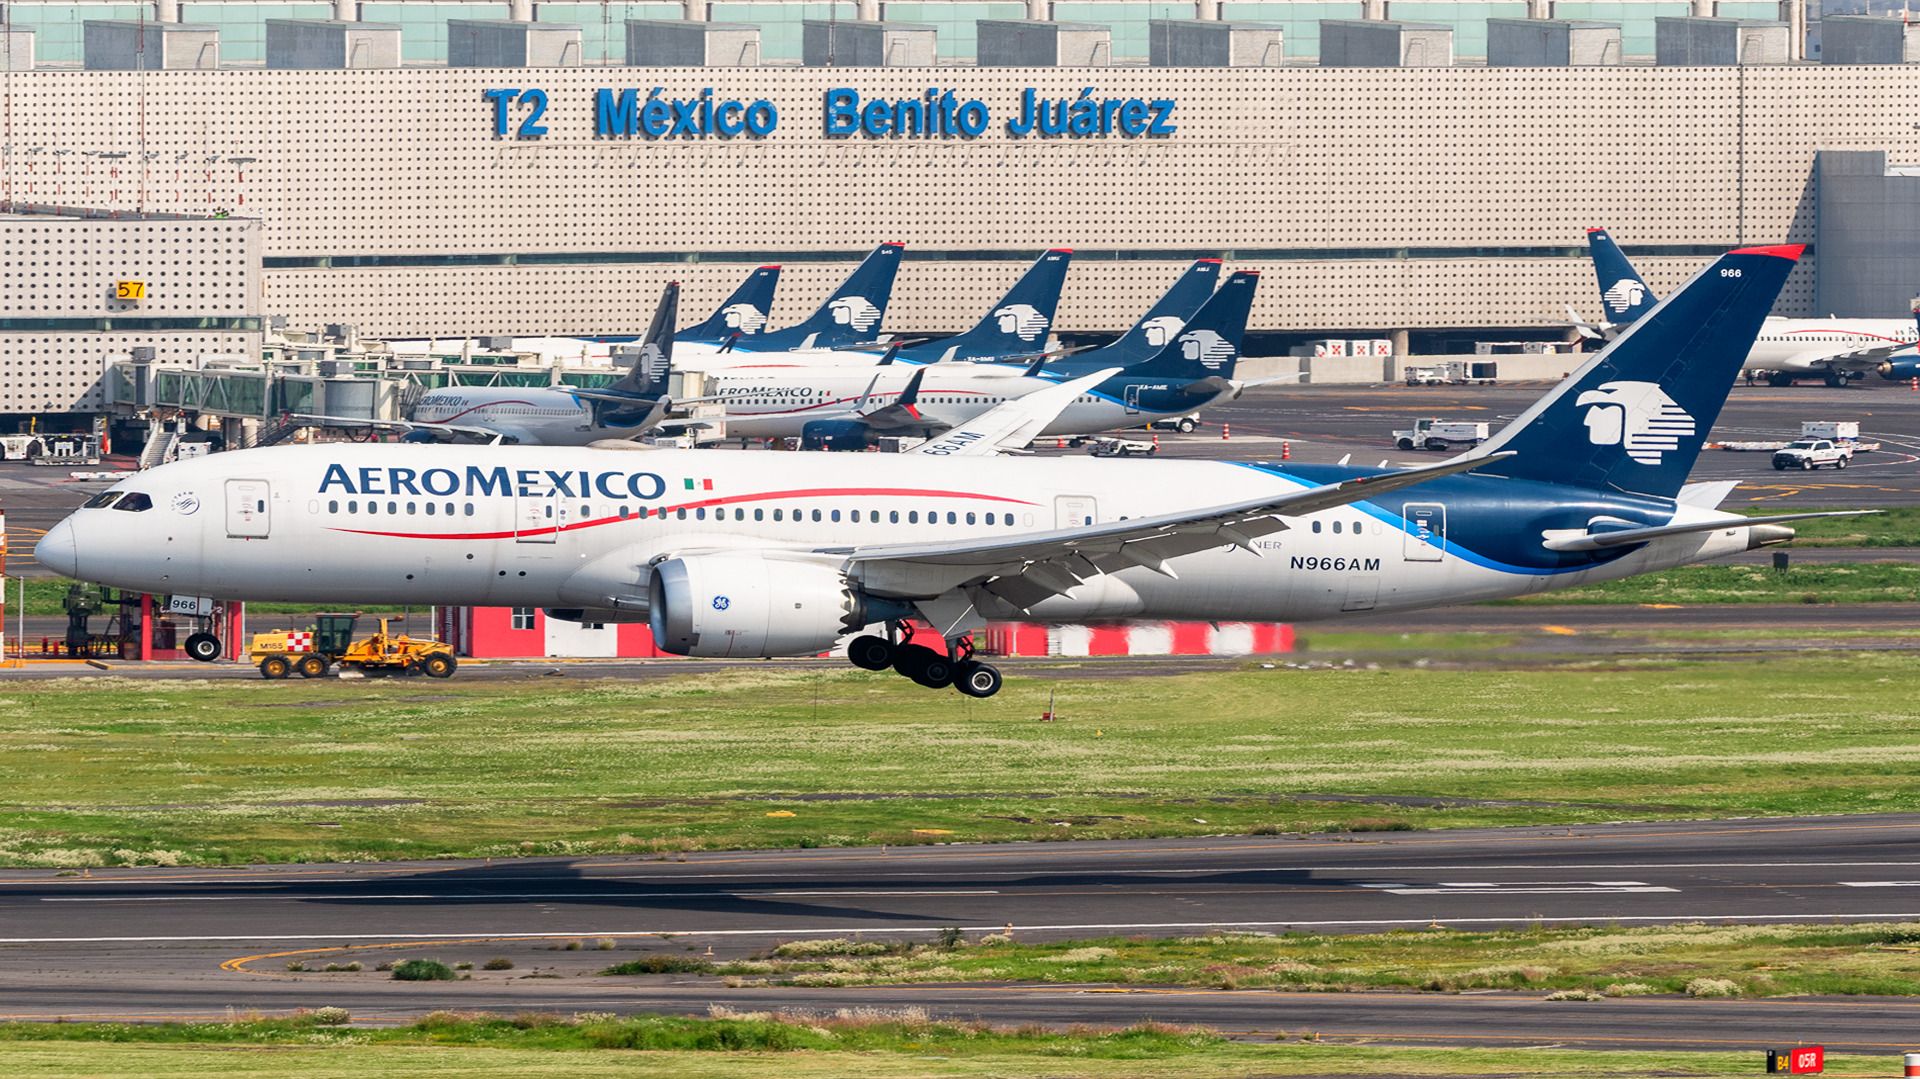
[410,386,653,446]
[1747,318,1919,372]
[41,444,1760,634]
[699,366,1200,440]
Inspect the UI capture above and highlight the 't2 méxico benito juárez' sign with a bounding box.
[484,87,1176,140]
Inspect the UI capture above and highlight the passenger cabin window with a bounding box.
[113,492,154,512]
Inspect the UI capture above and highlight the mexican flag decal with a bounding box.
[683,477,714,491]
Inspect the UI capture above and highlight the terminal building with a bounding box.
[5,0,1920,431]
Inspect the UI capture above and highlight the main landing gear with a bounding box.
[847,625,1003,698]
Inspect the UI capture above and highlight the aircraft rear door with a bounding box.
[1402,503,1444,562]
[1123,385,1143,415]
[224,479,271,538]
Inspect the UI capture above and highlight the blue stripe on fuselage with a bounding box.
[1230,461,1679,576]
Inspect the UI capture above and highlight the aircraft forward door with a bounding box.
[1402,503,1445,561]
[224,479,271,538]
[1055,495,1097,528]
[515,485,564,544]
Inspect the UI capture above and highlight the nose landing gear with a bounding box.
[845,625,1003,698]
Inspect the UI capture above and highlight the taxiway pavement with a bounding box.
[4,815,1920,1048]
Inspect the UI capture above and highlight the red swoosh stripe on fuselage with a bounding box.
[726,388,1003,419]
[327,486,1040,541]
[1782,329,1912,345]
[418,400,552,425]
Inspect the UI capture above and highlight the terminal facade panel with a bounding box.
[0,66,1916,341]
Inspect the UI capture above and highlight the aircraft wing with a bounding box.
[1781,344,1915,373]
[907,368,1119,458]
[827,451,1511,608]
[855,368,949,433]
[289,414,511,444]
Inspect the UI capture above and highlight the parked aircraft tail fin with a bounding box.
[1588,227,1658,327]
[914,249,1073,362]
[680,265,780,345]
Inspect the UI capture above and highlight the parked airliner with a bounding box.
[686,268,1255,449]
[1578,227,1918,385]
[40,244,1858,698]
[303,286,681,446]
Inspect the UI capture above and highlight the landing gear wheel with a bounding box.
[893,644,953,689]
[259,656,292,680]
[1825,372,1847,388]
[184,632,221,663]
[1769,372,1795,387]
[954,661,1003,699]
[847,634,895,672]
[421,653,457,679]
[295,654,328,679]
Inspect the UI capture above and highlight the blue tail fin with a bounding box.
[610,282,677,396]
[1588,228,1658,326]
[1473,244,1801,500]
[903,249,1073,363]
[1125,270,1258,380]
[753,242,906,351]
[680,265,781,346]
[1061,259,1221,369]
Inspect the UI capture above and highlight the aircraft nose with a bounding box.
[34,517,78,578]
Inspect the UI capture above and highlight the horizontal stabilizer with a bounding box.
[1541,510,1878,552]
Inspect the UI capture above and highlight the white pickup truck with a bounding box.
[1393,417,1490,451]
[1771,438,1853,471]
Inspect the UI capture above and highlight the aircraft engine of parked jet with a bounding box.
[800,419,877,452]
[648,553,872,657]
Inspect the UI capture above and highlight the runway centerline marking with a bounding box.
[1357,880,1679,895]
[37,889,1001,904]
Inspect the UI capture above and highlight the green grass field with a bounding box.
[1500,562,1920,605]
[0,1013,1902,1078]
[669,921,1920,997]
[1,652,1917,866]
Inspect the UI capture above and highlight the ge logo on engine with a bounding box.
[711,595,731,611]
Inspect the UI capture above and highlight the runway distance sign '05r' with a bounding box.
[37,244,1867,700]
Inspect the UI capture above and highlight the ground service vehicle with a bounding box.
[1146,414,1202,433]
[249,614,457,679]
[1772,439,1853,471]
[1088,436,1157,457]
[1394,417,1490,450]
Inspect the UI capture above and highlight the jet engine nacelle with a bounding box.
[1879,359,1920,382]
[800,420,875,452]
[648,554,864,657]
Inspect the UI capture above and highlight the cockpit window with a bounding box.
[112,492,154,512]
[83,491,124,509]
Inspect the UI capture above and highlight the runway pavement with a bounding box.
[5,815,1920,1048]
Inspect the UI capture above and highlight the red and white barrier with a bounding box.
[981,621,1293,658]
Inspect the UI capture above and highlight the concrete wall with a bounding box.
[447,21,583,67]
[265,21,403,70]
[1149,20,1284,66]
[1820,15,1920,64]
[1238,352,1581,384]
[802,21,937,66]
[978,20,1112,65]
[0,214,263,413]
[626,21,761,66]
[1656,17,1788,64]
[1815,149,1920,319]
[1487,19,1621,66]
[5,66,1915,335]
